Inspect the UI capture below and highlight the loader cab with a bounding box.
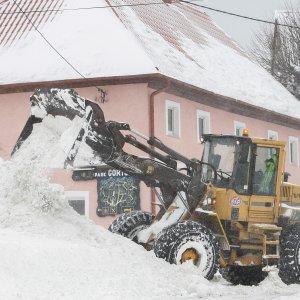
[201,134,285,197]
[201,135,252,193]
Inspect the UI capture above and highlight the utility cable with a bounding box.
[10,0,105,95]
[11,0,87,79]
[0,1,164,15]
[5,0,300,90]
[180,0,300,29]
[1,0,299,29]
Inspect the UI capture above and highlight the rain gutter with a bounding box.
[149,78,170,214]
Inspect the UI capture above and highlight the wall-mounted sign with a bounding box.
[72,167,129,181]
[97,175,140,217]
[72,166,140,217]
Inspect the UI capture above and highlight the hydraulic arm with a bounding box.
[14,88,209,213]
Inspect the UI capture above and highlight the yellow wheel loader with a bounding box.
[15,88,300,285]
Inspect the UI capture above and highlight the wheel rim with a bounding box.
[176,241,208,271]
[180,248,201,265]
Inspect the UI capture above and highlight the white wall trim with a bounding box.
[234,121,246,136]
[165,100,181,137]
[268,130,278,140]
[288,136,299,166]
[196,109,211,143]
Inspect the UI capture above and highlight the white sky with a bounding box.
[199,0,299,50]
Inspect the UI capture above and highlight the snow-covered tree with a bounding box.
[251,3,300,100]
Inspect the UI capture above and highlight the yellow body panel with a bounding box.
[280,183,300,222]
[215,188,250,222]
[203,137,297,267]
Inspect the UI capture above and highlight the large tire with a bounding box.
[279,223,300,285]
[108,210,154,243]
[153,221,220,280]
[221,265,268,286]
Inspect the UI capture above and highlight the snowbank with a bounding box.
[0,226,299,300]
[0,113,214,300]
[0,99,299,299]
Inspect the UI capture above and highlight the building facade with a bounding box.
[1,0,300,227]
[1,78,300,228]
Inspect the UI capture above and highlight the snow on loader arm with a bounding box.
[13,88,220,280]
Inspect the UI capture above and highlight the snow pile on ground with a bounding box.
[0,113,300,299]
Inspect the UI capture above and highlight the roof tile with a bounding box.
[0,0,64,46]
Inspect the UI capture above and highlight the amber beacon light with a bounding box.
[242,128,249,136]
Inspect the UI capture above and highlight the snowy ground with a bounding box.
[1,226,300,300]
[0,111,300,299]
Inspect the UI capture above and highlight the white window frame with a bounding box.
[268,130,278,141]
[234,121,246,136]
[289,136,299,166]
[65,191,89,218]
[196,110,210,142]
[165,100,181,137]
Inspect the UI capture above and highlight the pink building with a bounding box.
[1,0,300,228]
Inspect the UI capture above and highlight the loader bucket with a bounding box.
[12,88,107,166]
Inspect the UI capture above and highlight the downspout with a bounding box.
[149,79,171,214]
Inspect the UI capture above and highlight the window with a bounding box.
[202,136,237,189]
[234,121,246,136]
[65,191,89,218]
[268,130,278,141]
[166,100,180,137]
[268,131,279,156]
[289,136,299,165]
[253,147,279,195]
[196,110,210,142]
[234,143,251,194]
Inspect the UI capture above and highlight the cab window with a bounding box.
[234,143,251,194]
[253,147,279,195]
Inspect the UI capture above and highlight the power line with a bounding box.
[11,0,86,79]
[4,0,300,90]
[181,0,300,29]
[0,1,164,15]
[1,0,299,29]
[10,0,105,94]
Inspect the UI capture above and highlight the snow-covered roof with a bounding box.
[1,0,300,120]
